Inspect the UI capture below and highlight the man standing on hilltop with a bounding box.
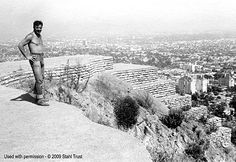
[18,20,49,106]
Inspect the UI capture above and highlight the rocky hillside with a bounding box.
[2,53,235,162]
[13,70,236,162]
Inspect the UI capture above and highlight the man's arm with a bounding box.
[18,34,33,59]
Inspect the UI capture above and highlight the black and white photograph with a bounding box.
[0,0,236,161]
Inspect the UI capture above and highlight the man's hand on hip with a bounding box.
[27,55,36,62]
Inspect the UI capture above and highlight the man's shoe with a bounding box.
[37,99,49,106]
[39,98,49,102]
[34,98,49,104]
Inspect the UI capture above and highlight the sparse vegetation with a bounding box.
[46,70,53,83]
[132,90,153,110]
[150,150,173,162]
[17,78,35,92]
[46,61,90,104]
[59,60,90,93]
[97,117,111,127]
[94,74,130,103]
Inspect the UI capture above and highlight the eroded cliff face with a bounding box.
[130,109,236,162]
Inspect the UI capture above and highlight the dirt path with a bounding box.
[0,86,151,162]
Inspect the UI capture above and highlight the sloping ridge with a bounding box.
[0,86,151,162]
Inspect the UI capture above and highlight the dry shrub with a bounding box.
[43,61,89,103]
[132,90,153,110]
[185,138,209,161]
[208,102,226,118]
[114,96,139,130]
[205,122,218,135]
[160,109,184,129]
[181,105,191,112]
[59,60,89,93]
[198,115,208,125]
[94,73,131,103]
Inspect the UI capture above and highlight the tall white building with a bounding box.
[178,74,208,94]
[196,75,208,92]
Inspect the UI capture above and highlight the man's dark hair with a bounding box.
[33,20,43,28]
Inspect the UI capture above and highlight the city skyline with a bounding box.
[1,0,236,41]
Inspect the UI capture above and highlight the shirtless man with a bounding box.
[18,20,49,106]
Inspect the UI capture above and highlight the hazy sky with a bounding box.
[1,0,236,40]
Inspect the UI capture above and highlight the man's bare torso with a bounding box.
[28,32,44,54]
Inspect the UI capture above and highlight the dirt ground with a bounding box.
[0,86,150,162]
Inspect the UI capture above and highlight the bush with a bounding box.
[57,85,73,104]
[231,128,236,146]
[160,109,184,129]
[191,93,199,101]
[180,90,185,96]
[208,102,226,118]
[114,96,139,130]
[94,74,131,103]
[185,143,204,160]
[213,91,219,96]
[198,115,208,125]
[205,122,218,135]
[185,139,209,161]
[181,105,191,111]
[192,100,199,107]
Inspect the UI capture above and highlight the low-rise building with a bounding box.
[219,73,235,87]
[178,76,196,94]
[180,63,196,73]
